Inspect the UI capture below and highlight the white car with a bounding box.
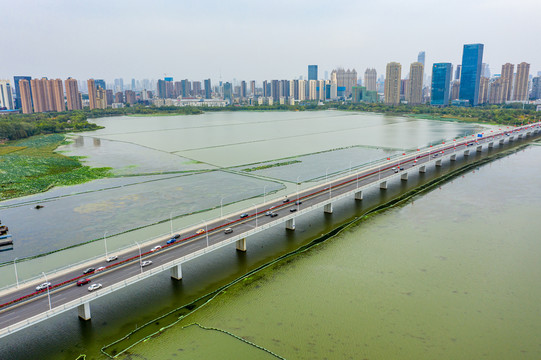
[96,266,106,272]
[36,282,51,291]
[106,255,118,262]
[141,260,152,267]
[151,245,162,252]
[88,283,102,291]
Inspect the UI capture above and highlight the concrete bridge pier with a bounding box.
[324,203,333,214]
[488,142,494,148]
[464,149,470,156]
[285,218,295,230]
[170,264,182,280]
[354,190,363,200]
[499,139,505,145]
[236,238,247,252]
[518,134,523,139]
[418,165,426,173]
[379,181,388,190]
[476,145,482,153]
[450,154,456,161]
[400,172,408,181]
[509,136,514,141]
[78,302,91,320]
[435,159,442,167]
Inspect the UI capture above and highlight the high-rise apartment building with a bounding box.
[308,65,318,81]
[513,62,530,101]
[364,69,377,92]
[384,62,401,105]
[65,78,82,110]
[308,80,317,100]
[106,89,114,106]
[13,76,32,110]
[30,78,49,113]
[530,77,541,100]
[489,78,503,104]
[114,78,124,93]
[407,62,424,104]
[430,63,452,106]
[96,87,107,109]
[192,81,202,96]
[500,63,514,102]
[331,68,357,97]
[482,63,490,78]
[0,80,14,110]
[204,79,212,99]
[417,51,426,66]
[459,43,484,106]
[87,79,97,109]
[49,79,64,112]
[478,77,489,104]
[157,80,166,99]
[250,81,256,96]
[124,90,136,104]
[240,81,247,98]
[223,82,232,102]
[19,79,33,114]
[450,80,460,101]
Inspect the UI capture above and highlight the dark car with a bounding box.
[283,198,290,203]
[295,201,302,205]
[173,234,181,239]
[240,213,249,218]
[83,268,95,275]
[77,278,90,286]
[270,213,278,217]
[290,208,297,212]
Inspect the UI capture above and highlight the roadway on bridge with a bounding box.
[0,125,536,331]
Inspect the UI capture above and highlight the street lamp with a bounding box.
[263,185,268,204]
[104,231,108,259]
[14,257,19,289]
[135,241,142,274]
[42,272,51,311]
[296,176,300,209]
[170,212,173,236]
[252,204,258,227]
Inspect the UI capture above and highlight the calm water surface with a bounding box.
[126,145,541,360]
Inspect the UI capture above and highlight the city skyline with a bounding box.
[2,0,540,82]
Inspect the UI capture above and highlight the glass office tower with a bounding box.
[458,43,484,106]
[308,65,318,81]
[431,63,452,106]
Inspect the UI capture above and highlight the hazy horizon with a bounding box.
[3,0,540,83]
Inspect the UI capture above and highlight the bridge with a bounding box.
[0,123,539,338]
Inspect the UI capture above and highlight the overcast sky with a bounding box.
[3,0,540,84]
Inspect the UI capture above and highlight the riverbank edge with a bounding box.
[100,140,536,358]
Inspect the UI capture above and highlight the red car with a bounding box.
[77,278,91,286]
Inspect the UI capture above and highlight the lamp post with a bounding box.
[252,204,258,227]
[170,212,173,236]
[263,185,268,204]
[296,176,300,211]
[42,272,51,310]
[104,231,108,260]
[14,257,19,289]
[135,241,142,274]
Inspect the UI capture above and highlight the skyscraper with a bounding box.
[430,63,452,106]
[308,65,318,81]
[513,62,530,101]
[478,77,489,104]
[114,78,124,93]
[192,81,202,96]
[19,79,33,114]
[65,78,82,110]
[240,81,247,98]
[157,79,166,99]
[530,77,541,100]
[331,68,357,97]
[223,82,232,102]
[30,78,48,113]
[0,80,14,110]
[455,65,462,81]
[384,62,401,105]
[94,79,106,91]
[87,79,97,109]
[250,81,256,96]
[364,69,377,92]
[458,43,484,106]
[500,63,514,102]
[489,78,504,104]
[417,51,426,66]
[13,76,32,110]
[407,62,424,104]
[204,79,212,99]
[49,79,64,112]
[482,63,490,78]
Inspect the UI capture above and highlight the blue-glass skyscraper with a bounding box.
[204,79,211,99]
[431,63,452,106]
[458,43,484,106]
[308,65,318,81]
[94,79,106,90]
[13,76,32,109]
